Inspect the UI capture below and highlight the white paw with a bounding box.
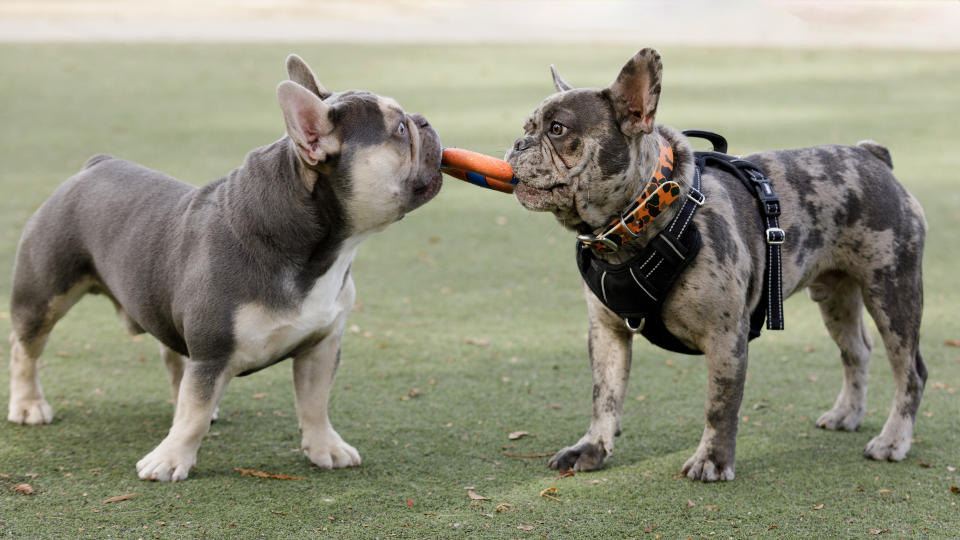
[302,429,361,470]
[816,406,863,431]
[8,398,53,425]
[681,450,735,482]
[136,442,197,482]
[864,432,910,462]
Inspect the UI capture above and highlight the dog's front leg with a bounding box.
[681,332,749,482]
[136,361,229,481]
[292,279,361,470]
[549,284,633,472]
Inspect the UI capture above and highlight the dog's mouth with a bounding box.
[514,181,571,211]
[409,170,443,209]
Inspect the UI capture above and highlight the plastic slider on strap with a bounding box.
[763,200,781,217]
[766,227,786,245]
[687,188,705,206]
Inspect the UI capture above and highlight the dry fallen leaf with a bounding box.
[104,493,138,504]
[464,337,490,346]
[517,525,534,531]
[687,499,696,508]
[539,487,561,501]
[944,340,960,348]
[918,461,932,468]
[868,528,889,535]
[555,470,575,479]
[878,489,891,494]
[235,468,306,480]
[951,486,959,494]
[947,466,957,472]
[643,525,659,533]
[252,393,267,399]
[495,502,512,513]
[406,498,414,508]
[813,504,824,510]
[13,484,34,495]
[508,431,529,440]
[467,489,490,501]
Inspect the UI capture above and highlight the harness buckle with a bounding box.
[687,188,705,207]
[765,227,786,245]
[625,317,646,333]
[577,234,619,252]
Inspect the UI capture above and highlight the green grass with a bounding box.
[1,43,959,538]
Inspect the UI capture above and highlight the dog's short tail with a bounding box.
[82,153,115,170]
[856,140,893,169]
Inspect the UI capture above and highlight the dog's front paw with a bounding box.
[7,398,53,425]
[302,429,361,470]
[816,405,863,431]
[864,431,910,462]
[547,440,608,472]
[681,450,735,482]
[136,442,197,482]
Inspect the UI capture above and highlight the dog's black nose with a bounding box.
[514,136,534,152]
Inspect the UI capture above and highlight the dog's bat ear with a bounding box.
[605,48,662,136]
[550,65,573,92]
[285,54,332,99]
[277,80,339,167]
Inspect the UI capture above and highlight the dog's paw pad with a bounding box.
[136,445,195,482]
[7,399,53,425]
[302,432,361,470]
[547,441,607,472]
[816,407,863,431]
[681,453,734,482]
[863,434,910,462]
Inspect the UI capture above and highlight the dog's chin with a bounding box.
[514,182,571,212]
[406,170,443,212]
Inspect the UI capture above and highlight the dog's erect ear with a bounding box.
[550,65,573,92]
[605,48,662,136]
[277,80,339,166]
[285,54,332,99]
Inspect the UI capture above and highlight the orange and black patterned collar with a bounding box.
[577,135,685,254]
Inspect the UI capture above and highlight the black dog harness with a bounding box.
[576,131,785,355]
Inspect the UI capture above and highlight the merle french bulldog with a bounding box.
[7,55,442,481]
[506,49,927,481]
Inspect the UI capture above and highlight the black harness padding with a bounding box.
[576,131,785,355]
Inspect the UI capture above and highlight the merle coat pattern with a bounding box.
[506,49,927,481]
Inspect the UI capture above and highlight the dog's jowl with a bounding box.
[506,48,927,481]
[7,55,442,481]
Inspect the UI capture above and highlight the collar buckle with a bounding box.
[578,234,620,252]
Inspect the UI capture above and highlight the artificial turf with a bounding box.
[1,43,958,537]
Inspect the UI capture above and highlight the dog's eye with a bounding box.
[397,122,406,136]
[549,121,565,136]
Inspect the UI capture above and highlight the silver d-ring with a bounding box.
[624,317,646,333]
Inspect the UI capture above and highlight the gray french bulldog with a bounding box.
[7,54,442,481]
[506,48,927,481]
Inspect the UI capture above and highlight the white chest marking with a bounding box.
[229,235,365,374]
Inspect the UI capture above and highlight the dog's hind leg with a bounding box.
[8,276,95,425]
[859,264,926,462]
[811,272,872,432]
